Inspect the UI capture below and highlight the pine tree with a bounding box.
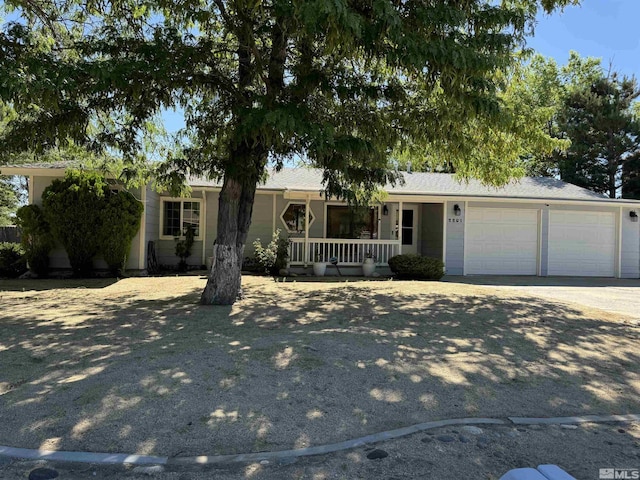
[557,74,640,198]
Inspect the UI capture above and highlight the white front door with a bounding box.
[393,204,419,255]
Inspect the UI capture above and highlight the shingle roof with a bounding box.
[4,163,628,202]
[190,167,612,202]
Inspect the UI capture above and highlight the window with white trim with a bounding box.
[326,205,379,239]
[281,202,314,234]
[161,198,202,238]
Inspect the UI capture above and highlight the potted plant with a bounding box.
[312,251,326,276]
[362,250,376,277]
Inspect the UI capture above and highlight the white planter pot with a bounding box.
[313,262,327,276]
[362,258,376,277]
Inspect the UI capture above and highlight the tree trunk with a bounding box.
[200,168,260,305]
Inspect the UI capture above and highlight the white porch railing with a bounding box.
[289,238,400,266]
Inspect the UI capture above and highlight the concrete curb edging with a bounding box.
[168,418,504,465]
[509,414,640,425]
[0,447,167,465]
[1,414,638,466]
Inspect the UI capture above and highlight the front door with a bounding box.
[393,204,419,255]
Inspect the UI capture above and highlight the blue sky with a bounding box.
[527,0,640,79]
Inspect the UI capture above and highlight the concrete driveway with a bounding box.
[444,276,640,320]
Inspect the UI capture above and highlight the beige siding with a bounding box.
[245,192,278,255]
[621,207,640,278]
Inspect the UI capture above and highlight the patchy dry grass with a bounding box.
[0,275,639,457]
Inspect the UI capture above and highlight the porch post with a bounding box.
[398,200,403,255]
[304,194,310,266]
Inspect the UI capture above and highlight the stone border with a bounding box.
[1,414,639,466]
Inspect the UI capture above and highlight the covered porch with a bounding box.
[284,195,445,269]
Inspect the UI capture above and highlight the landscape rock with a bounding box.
[366,449,389,460]
[461,426,484,435]
[560,424,578,430]
[28,468,59,480]
[131,465,165,475]
[436,434,456,443]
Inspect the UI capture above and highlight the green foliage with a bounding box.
[253,229,290,275]
[388,254,444,281]
[1,0,576,195]
[174,224,195,272]
[557,74,640,198]
[514,52,640,198]
[99,191,144,275]
[0,242,26,278]
[0,177,19,226]
[42,170,109,276]
[622,154,640,200]
[15,204,54,275]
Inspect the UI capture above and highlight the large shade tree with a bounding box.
[1,0,577,304]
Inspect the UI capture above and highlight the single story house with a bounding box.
[2,163,640,278]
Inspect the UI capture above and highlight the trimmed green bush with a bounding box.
[388,254,444,280]
[42,170,109,276]
[99,190,144,275]
[15,204,54,275]
[0,242,26,278]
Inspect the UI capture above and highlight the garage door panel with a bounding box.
[548,211,615,277]
[466,208,539,275]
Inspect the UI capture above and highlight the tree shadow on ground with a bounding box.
[0,276,638,461]
[0,278,119,292]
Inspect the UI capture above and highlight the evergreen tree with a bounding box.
[558,74,640,198]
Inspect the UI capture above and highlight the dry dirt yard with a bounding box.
[0,275,639,463]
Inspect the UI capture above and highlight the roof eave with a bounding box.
[0,167,70,176]
[277,187,640,206]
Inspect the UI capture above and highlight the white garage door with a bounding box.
[548,211,616,277]
[465,208,539,275]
